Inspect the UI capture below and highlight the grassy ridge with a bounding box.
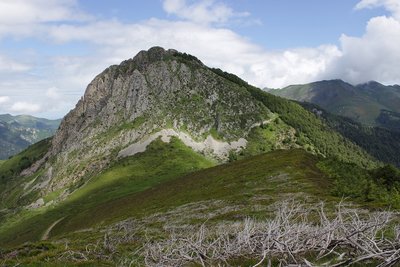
[245,87,378,168]
[0,148,338,265]
[54,148,331,232]
[0,145,331,246]
[208,69,378,168]
[1,141,399,265]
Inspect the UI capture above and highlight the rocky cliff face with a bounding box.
[23,47,273,200]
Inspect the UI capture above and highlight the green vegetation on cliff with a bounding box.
[210,68,378,168]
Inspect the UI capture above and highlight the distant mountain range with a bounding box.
[268,80,400,131]
[0,114,61,159]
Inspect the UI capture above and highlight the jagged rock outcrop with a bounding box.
[25,47,274,203]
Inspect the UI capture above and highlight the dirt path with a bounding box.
[41,217,65,240]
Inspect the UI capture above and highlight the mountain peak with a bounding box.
[116,46,203,74]
[35,47,271,194]
[125,46,173,69]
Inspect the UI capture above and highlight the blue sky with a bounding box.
[0,0,399,118]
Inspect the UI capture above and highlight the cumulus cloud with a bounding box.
[45,87,61,99]
[43,18,342,89]
[322,15,400,84]
[0,55,30,72]
[0,0,90,38]
[162,0,249,25]
[253,46,342,88]
[10,101,41,113]
[316,0,400,85]
[40,0,400,91]
[0,0,88,24]
[355,0,400,20]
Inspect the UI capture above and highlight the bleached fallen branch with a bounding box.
[142,200,398,266]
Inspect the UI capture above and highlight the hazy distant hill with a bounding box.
[268,80,400,131]
[0,114,61,159]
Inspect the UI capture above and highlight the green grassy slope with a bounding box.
[0,137,214,246]
[51,148,330,236]
[1,140,399,265]
[0,139,390,247]
[0,146,334,260]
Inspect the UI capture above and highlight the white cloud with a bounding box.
[355,0,400,20]
[45,87,61,99]
[0,55,30,72]
[0,0,343,95]
[0,96,10,104]
[10,101,41,113]
[41,19,342,89]
[0,0,90,38]
[321,2,400,85]
[162,0,249,25]
[0,0,88,24]
[253,46,342,88]
[0,74,82,118]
